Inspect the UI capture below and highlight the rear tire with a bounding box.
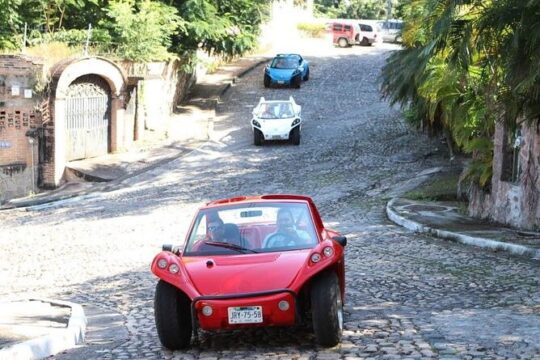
[254,129,263,146]
[264,74,270,88]
[311,272,343,347]
[290,127,300,145]
[338,37,348,48]
[154,280,192,350]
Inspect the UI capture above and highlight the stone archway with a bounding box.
[48,57,126,186]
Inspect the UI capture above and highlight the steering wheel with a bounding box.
[264,232,296,248]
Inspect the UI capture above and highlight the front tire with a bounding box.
[360,37,370,46]
[290,127,300,145]
[311,272,343,347]
[293,75,301,89]
[254,129,263,146]
[264,74,270,88]
[303,68,310,81]
[154,280,192,350]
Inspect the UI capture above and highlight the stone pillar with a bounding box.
[53,98,66,186]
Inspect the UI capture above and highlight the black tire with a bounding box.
[311,272,343,347]
[303,68,309,81]
[360,37,370,46]
[154,280,192,350]
[293,75,301,89]
[338,37,348,48]
[290,127,300,145]
[254,129,263,146]
[264,74,270,88]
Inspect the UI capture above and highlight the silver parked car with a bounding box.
[377,20,404,43]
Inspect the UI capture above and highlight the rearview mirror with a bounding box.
[332,235,347,247]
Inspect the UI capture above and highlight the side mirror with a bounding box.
[332,235,347,247]
[162,244,182,255]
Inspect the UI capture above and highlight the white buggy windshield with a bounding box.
[257,102,294,119]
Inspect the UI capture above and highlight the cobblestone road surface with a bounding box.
[1,42,539,359]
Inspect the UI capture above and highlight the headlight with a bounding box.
[252,119,261,127]
[291,118,300,126]
[202,305,213,316]
[311,253,321,263]
[157,258,168,269]
[169,263,179,274]
[323,246,334,257]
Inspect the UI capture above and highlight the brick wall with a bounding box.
[0,55,44,202]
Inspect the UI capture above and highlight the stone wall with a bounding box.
[0,55,43,202]
[119,59,194,140]
[469,121,540,230]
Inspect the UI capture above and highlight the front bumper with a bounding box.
[252,121,300,141]
[266,73,300,85]
[192,289,297,330]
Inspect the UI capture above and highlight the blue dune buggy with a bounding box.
[263,54,310,89]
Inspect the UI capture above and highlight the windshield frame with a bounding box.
[270,57,299,69]
[256,102,295,119]
[183,201,320,256]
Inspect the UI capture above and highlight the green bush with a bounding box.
[297,22,326,38]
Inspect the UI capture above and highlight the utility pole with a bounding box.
[84,23,92,56]
[22,22,27,52]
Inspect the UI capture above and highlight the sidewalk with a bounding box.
[387,197,540,260]
[0,55,269,210]
[0,299,86,360]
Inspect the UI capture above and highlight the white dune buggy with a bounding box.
[250,97,302,146]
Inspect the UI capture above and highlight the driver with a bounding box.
[263,208,311,248]
[207,218,225,242]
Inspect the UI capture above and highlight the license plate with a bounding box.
[271,135,282,140]
[277,80,285,84]
[228,306,263,324]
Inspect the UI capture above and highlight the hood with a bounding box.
[268,68,298,80]
[183,250,310,295]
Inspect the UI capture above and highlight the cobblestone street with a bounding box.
[1,42,539,359]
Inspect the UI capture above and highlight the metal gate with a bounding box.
[65,75,111,161]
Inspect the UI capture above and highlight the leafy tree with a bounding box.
[165,0,269,57]
[100,0,184,61]
[0,0,23,49]
[342,0,386,19]
[314,0,402,19]
[381,0,540,188]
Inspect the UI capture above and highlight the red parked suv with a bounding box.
[330,21,360,47]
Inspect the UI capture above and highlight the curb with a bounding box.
[0,299,86,360]
[386,198,540,260]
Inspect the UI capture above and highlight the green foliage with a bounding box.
[341,0,386,19]
[381,0,540,189]
[314,0,401,19]
[297,22,327,38]
[100,0,184,61]
[171,0,269,57]
[0,0,270,61]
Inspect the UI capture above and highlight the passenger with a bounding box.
[263,208,311,248]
